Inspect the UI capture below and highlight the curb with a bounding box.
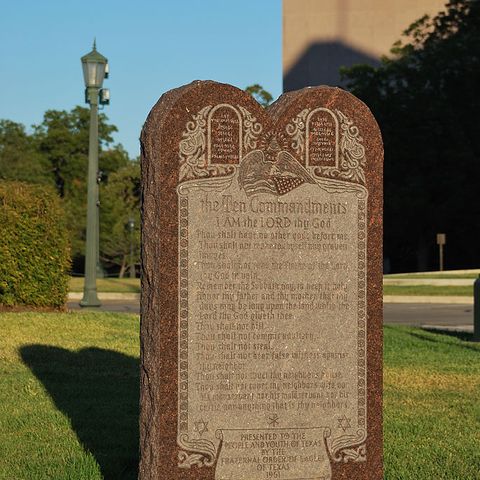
[386,269,480,277]
[422,324,474,333]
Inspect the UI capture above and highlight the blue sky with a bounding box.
[0,0,282,158]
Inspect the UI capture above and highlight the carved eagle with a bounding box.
[238,146,315,197]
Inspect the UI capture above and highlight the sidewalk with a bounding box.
[68,292,139,301]
[422,325,473,333]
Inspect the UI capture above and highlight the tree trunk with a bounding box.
[416,236,429,272]
[119,254,127,278]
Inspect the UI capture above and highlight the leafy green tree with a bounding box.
[245,84,273,107]
[33,106,125,197]
[342,0,480,272]
[100,160,140,276]
[0,120,52,186]
[32,106,130,261]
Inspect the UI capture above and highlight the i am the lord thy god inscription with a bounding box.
[140,81,383,480]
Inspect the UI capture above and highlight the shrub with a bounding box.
[0,181,71,307]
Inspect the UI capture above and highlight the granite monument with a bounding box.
[140,81,383,480]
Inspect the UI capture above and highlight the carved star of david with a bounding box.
[268,413,280,427]
[194,418,209,436]
[337,415,352,432]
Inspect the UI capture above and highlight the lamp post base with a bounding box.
[79,290,102,308]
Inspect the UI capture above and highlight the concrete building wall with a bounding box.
[283,0,448,91]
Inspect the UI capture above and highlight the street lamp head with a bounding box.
[81,39,108,89]
[128,217,135,231]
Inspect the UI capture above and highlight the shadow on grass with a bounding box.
[20,345,139,479]
[409,328,480,353]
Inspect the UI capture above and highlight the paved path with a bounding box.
[384,303,473,331]
[67,300,140,314]
[68,300,474,331]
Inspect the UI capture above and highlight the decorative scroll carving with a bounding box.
[177,176,235,196]
[177,434,217,469]
[314,178,367,198]
[179,106,211,182]
[238,105,262,152]
[286,108,308,160]
[285,108,367,184]
[328,429,367,463]
[334,110,367,184]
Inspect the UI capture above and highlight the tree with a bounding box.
[0,120,53,186]
[33,106,125,197]
[245,84,273,107]
[341,0,480,272]
[100,160,140,276]
[32,107,130,261]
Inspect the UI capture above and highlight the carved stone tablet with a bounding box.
[208,104,242,165]
[140,81,383,480]
[305,108,338,167]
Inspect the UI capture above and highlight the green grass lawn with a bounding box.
[2,313,479,479]
[384,326,480,479]
[0,312,138,480]
[69,277,140,293]
[384,285,473,296]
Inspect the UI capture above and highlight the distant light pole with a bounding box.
[128,217,135,278]
[80,40,110,307]
[436,233,446,272]
[474,275,480,342]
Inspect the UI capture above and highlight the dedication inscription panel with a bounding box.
[140,81,383,480]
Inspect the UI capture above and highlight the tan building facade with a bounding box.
[283,0,447,91]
